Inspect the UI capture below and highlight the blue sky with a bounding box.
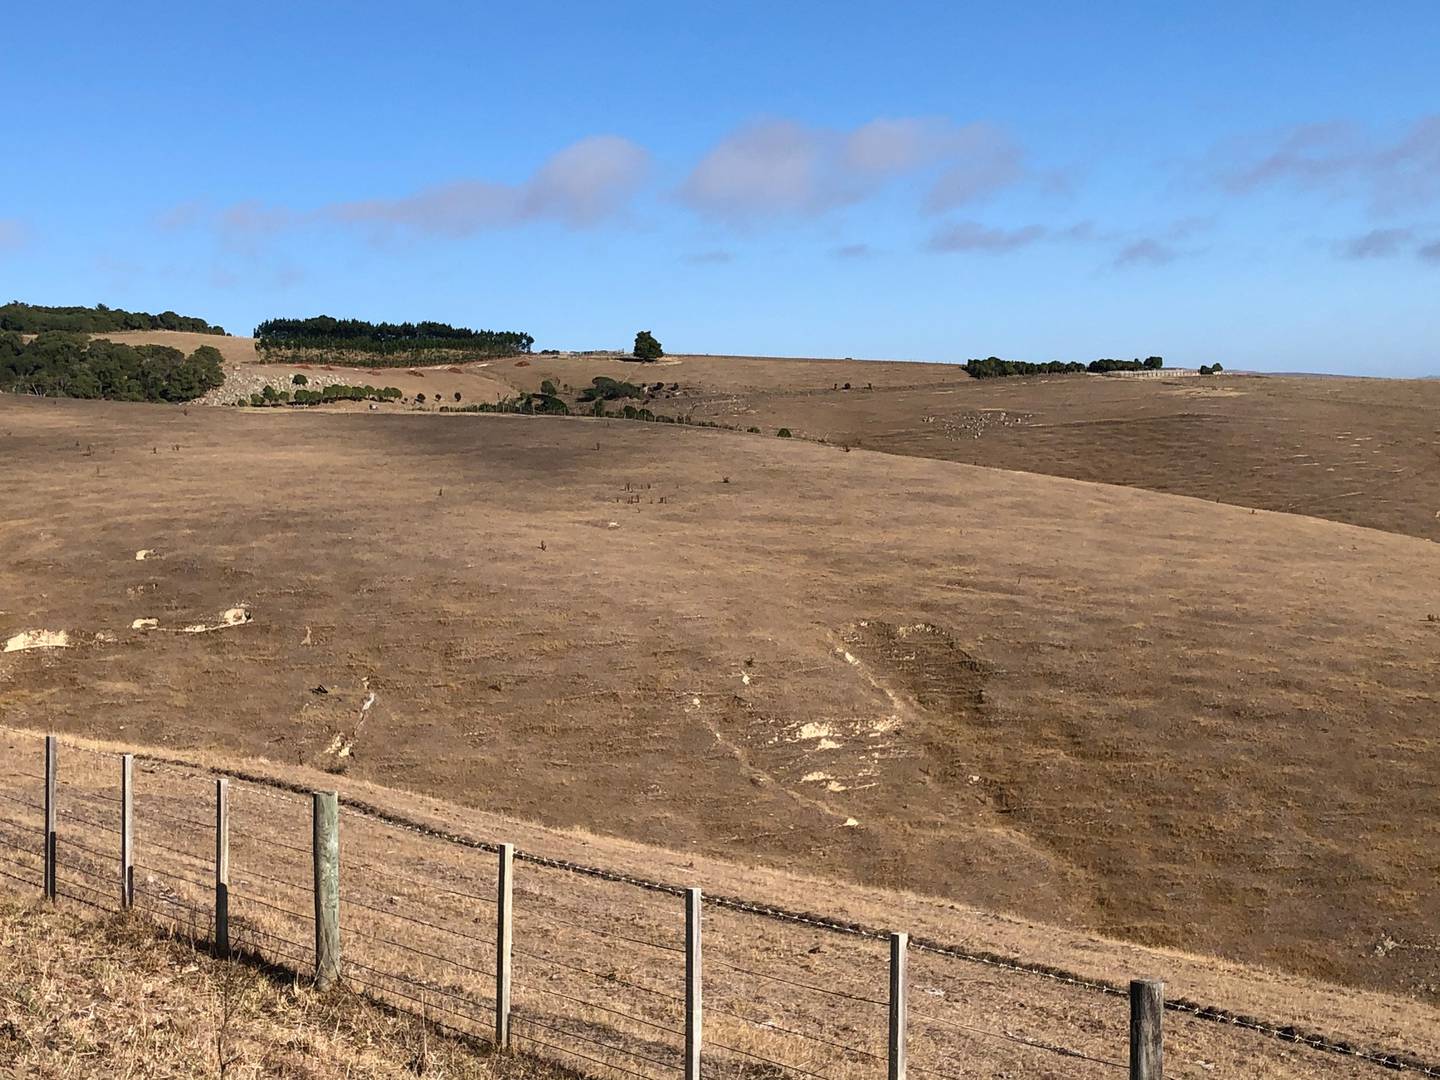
[2,1,1438,374]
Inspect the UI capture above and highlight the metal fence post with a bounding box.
[495,843,514,1048]
[1130,979,1164,1080]
[43,736,56,900]
[120,754,134,909]
[686,887,702,1080]
[889,932,908,1080]
[312,791,341,989]
[215,779,230,958]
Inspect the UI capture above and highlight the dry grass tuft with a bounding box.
[0,895,574,1080]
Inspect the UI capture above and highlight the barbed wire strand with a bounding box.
[514,1014,683,1074]
[341,893,496,947]
[708,1002,879,1060]
[706,1037,839,1080]
[512,945,684,1004]
[707,957,886,1008]
[913,1010,1125,1070]
[518,981,682,1039]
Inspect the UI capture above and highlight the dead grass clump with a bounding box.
[0,895,576,1080]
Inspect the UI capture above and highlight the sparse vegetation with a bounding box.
[0,301,226,335]
[0,331,224,402]
[777,427,793,438]
[1199,363,1226,375]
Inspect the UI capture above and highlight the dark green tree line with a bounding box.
[0,301,226,335]
[0,331,224,402]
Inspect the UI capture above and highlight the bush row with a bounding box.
[0,331,224,401]
[236,383,403,407]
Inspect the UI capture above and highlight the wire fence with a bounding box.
[0,731,1436,1080]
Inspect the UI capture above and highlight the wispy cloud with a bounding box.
[679,117,1026,221]
[1114,238,1178,266]
[926,221,1047,253]
[1340,227,1416,259]
[330,135,650,235]
[1420,240,1440,263]
[1111,217,1211,268]
[170,135,651,244]
[683,249,733,265]
[1218,115,1440,212]
[832,243,874,259]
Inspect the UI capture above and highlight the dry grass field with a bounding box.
[3,390,1439,1017]
[94,334,1440,542]
[0,891,573,1079]
[4,729,1438,1079]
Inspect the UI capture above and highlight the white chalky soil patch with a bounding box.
[3,630,71,653]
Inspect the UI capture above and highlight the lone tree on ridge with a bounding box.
[632,330,663,361]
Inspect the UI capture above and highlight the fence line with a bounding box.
[1,733,1437,1078]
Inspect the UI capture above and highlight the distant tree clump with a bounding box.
[0,301,226,336]
[291,373,308,386]
[0,331,224,402]
[1087,357,1162,373]
[1198,363,1225,375]
[964,357,1088,379]
[254,315,533,366]
[777,428,793,438]
[962,355,1165,379]
[578,376,644,402]
[631,330,663,361]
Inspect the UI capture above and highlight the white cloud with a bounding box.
[680,117,1027,220]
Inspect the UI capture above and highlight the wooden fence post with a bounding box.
[312,791,341,989]
[215,779,230,958]
[1130,979,1164,1080]
[889,932,908,1080]
[43,736,56,901]
[495,843,514,1049]
[119,754,134,910]
[686,887,702,1080]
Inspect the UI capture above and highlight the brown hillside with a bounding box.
[2,396,1438,1005]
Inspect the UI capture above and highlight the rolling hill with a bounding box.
[2,391,1437,1008]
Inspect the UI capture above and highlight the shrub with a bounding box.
[578,376,643,402]
[292,373,308,386]
[777,428,793,438]
[540,379,557,396]
[454,391,462,402]
[747,426,761,433]
[416,392,427,403]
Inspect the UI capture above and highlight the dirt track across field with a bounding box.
[3,394,1438,1006]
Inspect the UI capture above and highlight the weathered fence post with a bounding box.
[686,887,702,1080]
[311,791,340,989]
[889,932,908,1080]
[1130,979,1164,1080]
[495,843,514,1049]
[119,754,134,909]
[215,779,230,958]
[43,736,56,900]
